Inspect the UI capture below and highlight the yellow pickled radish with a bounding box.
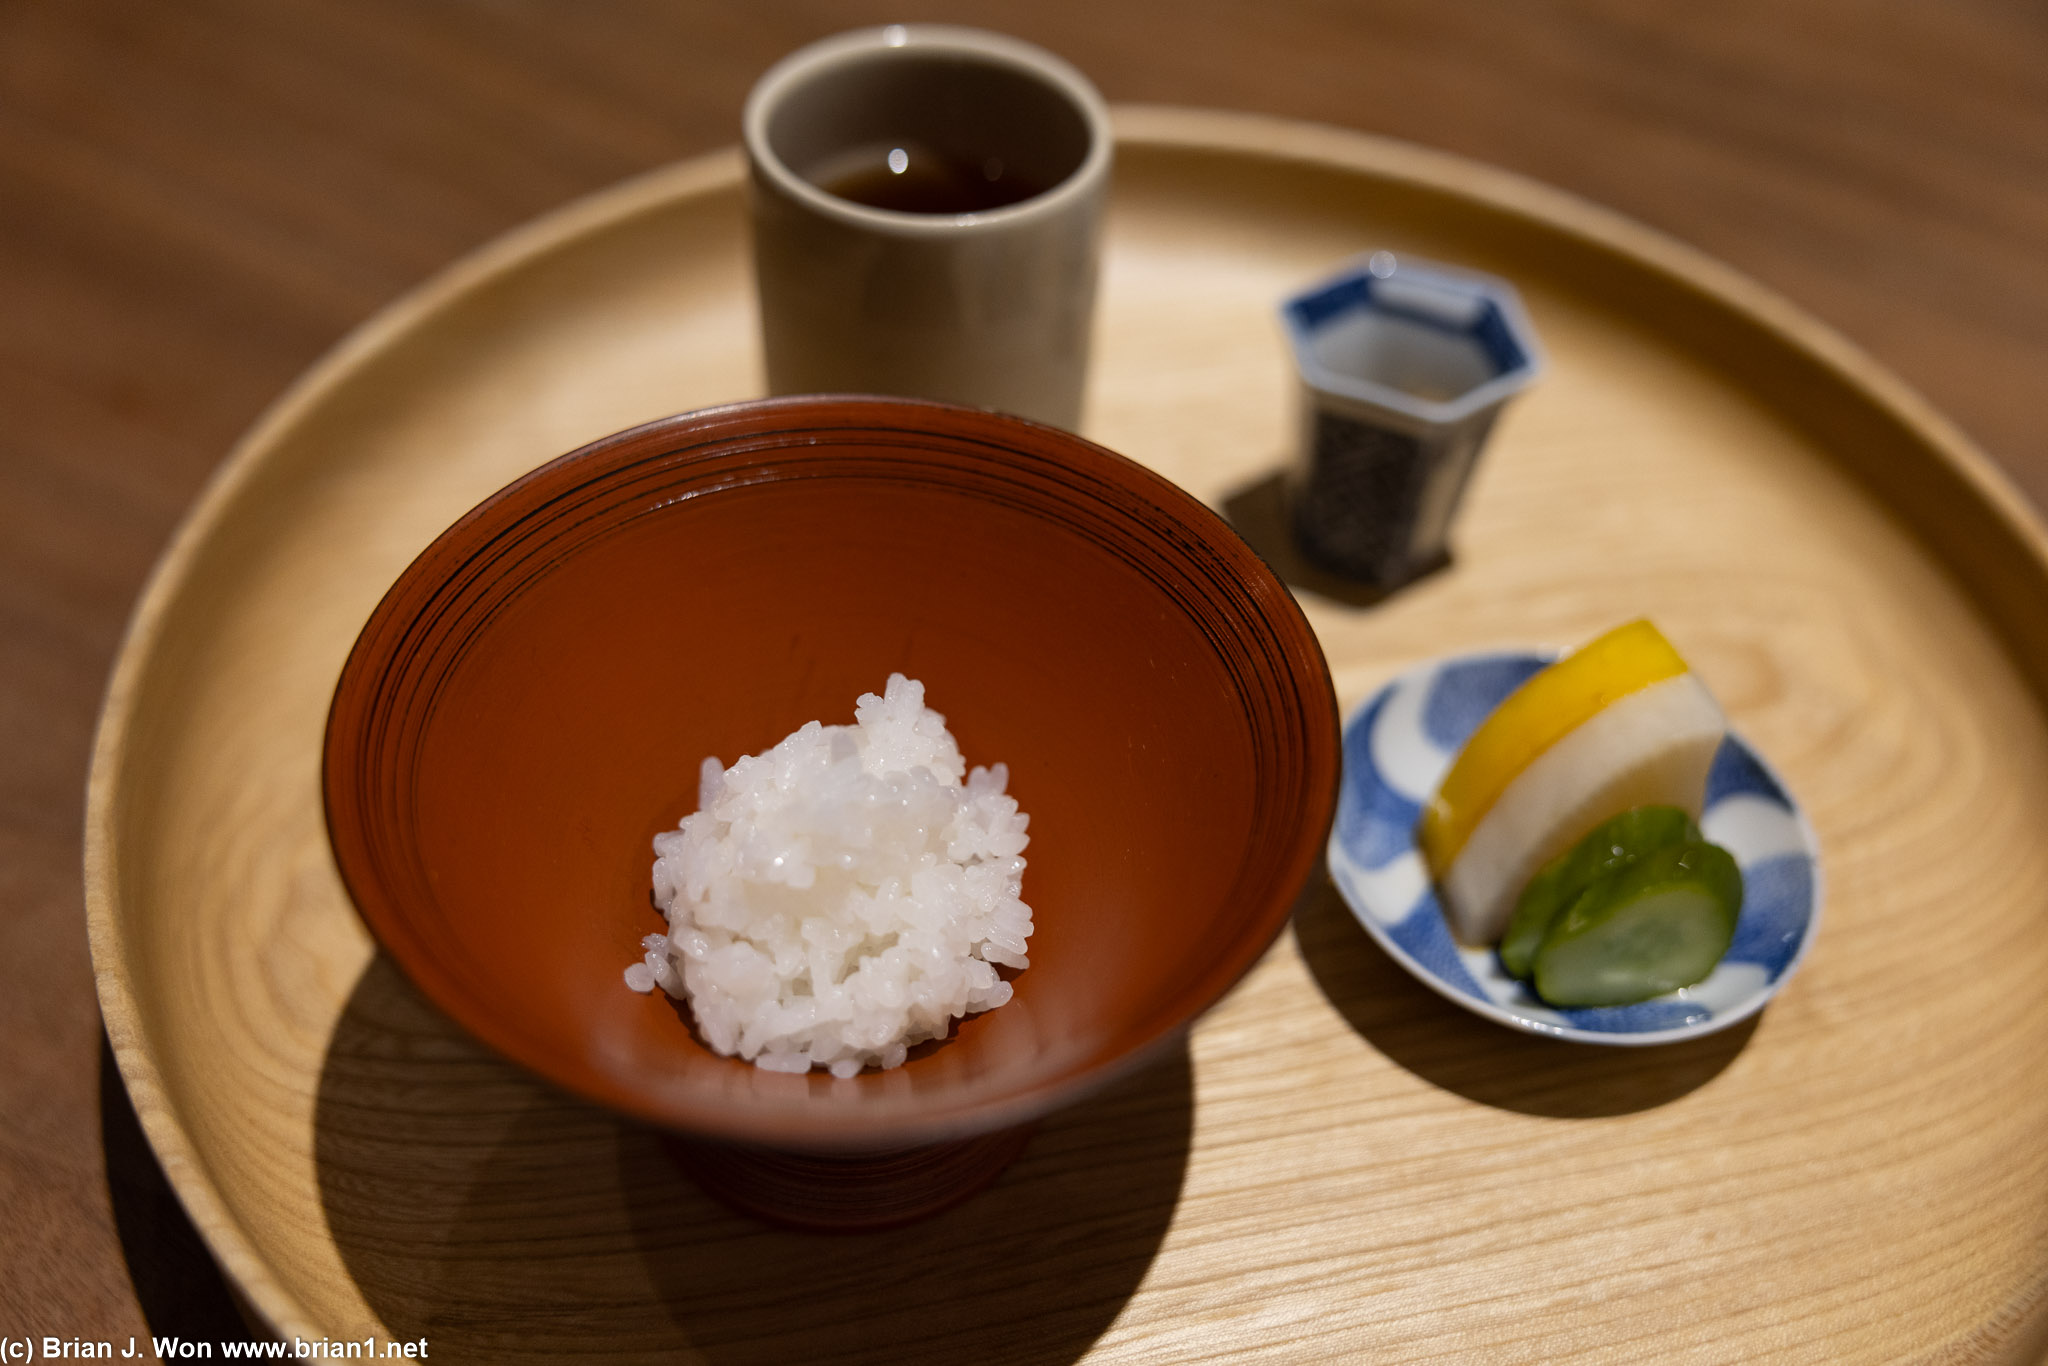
[1420,620,1726,945]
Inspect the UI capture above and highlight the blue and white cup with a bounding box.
[1281,253,1542,589]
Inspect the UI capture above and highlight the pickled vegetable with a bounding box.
[1529,841,1743,1008]
[1499,805,1700,979]
[1419,620,1725,945]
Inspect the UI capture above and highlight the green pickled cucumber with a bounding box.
[1499,806,1701,979]
[1529,841,1743,1008]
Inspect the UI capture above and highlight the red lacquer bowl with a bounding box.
[324,396,1339,1160]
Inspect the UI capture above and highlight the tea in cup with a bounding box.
[744,26,1112,429]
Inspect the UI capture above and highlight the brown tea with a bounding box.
[812,141,1050,213]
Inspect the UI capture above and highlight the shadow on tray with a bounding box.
[1222,468,1449,607]
[1293,872,1756,1116]
[314,955,1191,1366]
[99,1031,265,1348]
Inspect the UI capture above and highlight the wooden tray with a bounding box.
[86,107,2048,1363]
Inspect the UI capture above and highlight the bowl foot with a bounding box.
[660,1122,1037,1232]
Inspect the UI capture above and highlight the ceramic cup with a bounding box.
[1281,252,1543,590]
[744,25,1112,429]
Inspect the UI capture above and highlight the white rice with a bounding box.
[624,674,1032,1078]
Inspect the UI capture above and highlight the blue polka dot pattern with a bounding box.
[1725,855,1813,974]
[1421,655,1547,751]
[1335,689,1423,870]
[1706,739,1790,806]
[1383,888,1488,999]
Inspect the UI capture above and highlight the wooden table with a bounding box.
[7,1,2047,1357]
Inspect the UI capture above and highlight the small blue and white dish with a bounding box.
[1328,649,1823,1045]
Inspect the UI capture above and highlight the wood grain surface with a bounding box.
[77,115,2048,1363]
[7,2,2048,1360]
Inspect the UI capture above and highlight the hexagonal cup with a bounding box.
[1281,252,1543,589]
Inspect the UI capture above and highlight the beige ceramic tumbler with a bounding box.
[743,25,1112,430]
